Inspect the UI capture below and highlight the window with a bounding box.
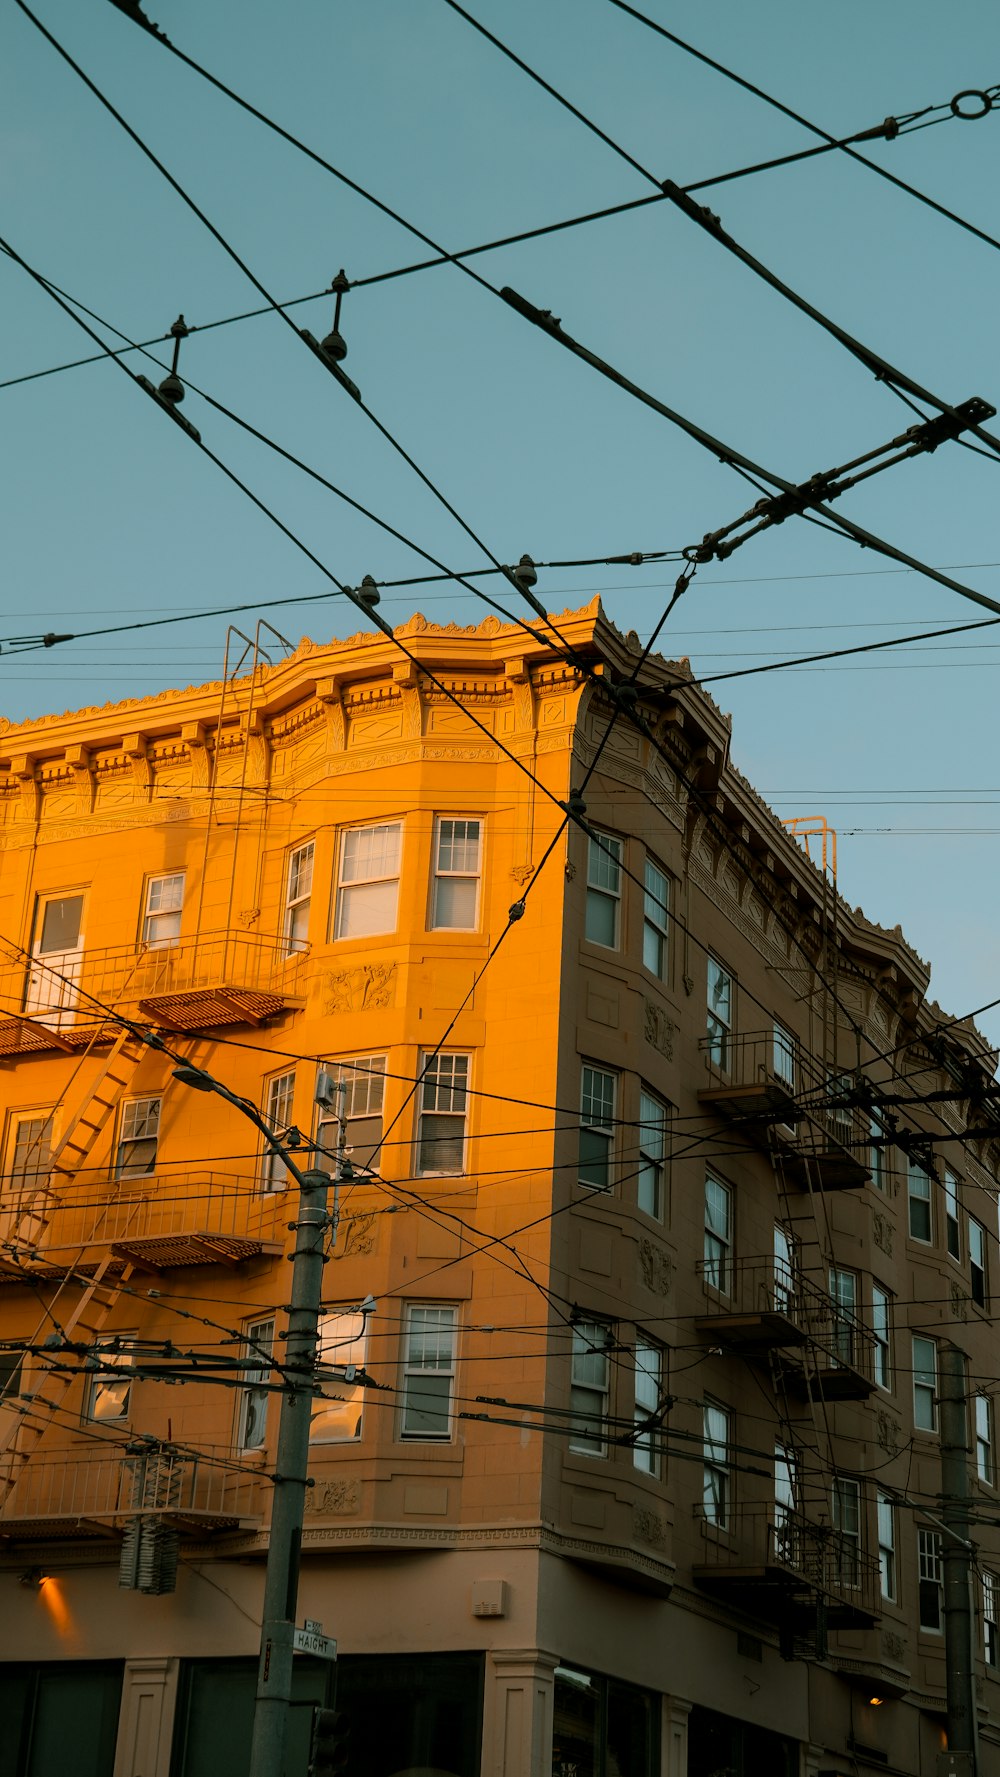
[84,1337,133,1423]
[985,1572,999,1668]
[633,1341,663,1475]
[832,1475,861,1586]
[579,1066,616,1192]
[870,1112,888,1192]
[774,1224,795,1315]
[772,1023,795,1088]
[316,1056,387,1173]
[877,1491,896,1600]
[774,1443,797,1562]
[416,1053,469,1174]
[401,1305,456,1440]
[704,1174,731,1294]
[6,1112,53,1193]
[918,1527,944,1631]
[430,817,482,929]
[637,1088,667,1219]
[237,1318,274,1451]
[570,1320,612,1456]
[313,1307,367,1442]
[977,1394,995,1486]
[261,1070,296,1192]
[872,1284,892,1392]
[703,1399,730,1527]
[115,1097,160,1179]
[829,1267,858,1367]
[283,841,314,953]
[642,858,669,977]
[334,821,402,939]
[552,1668,659,1777]
[585,832,622,947]
[706,960,733,1070]
[971,1218,989,1308]
[143,872,184,948]
[908,1160,932,1242]
[913,1335,938,1432]
[944,1167,961,1261]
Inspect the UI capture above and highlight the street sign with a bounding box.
[293,1626,337,1660]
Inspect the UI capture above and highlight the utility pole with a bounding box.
[247,1163,331,1777]
[939,1341,979,1777]
[172,1064,336,1777]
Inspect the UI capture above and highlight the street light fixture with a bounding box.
[171,1061,334,1777]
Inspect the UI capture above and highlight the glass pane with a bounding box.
[579,1126,611,1190]
[433,874,478,928]
[418,1113,465,1172]
[553,1669,599,1777]
[341,823,401,883]
[587,834,621,892]
[585,887,617,946]
[337,876,399,938]
[705,1177,730,1240]
[607,1680,656,1777]
[402,1371,451,1436]
[39,895,83,952]
[436,818,481,873]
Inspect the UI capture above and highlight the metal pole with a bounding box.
[939,1341,979,1774]
[247,1164,331,1777]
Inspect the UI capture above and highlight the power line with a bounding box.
[440,0,1000,464]
[603,0,1000,260]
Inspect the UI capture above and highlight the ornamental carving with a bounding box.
[950,1280,969,1324]
[644,1000,674,1059]
[881,1629,906,1660]
[872,1213,894,1257]
[305,1479,361,1517]
[875,1409,899,1455]
[334,1212,378,1258]
[322,962,396,1014]
[638,1239,674,1297]
[632,1506,666,1547]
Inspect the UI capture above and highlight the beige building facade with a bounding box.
[0,601,997,1777]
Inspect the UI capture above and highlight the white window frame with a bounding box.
[283,840,314,954]
[774,1442,797,1562]
[704,1173,732,1294]
[312,1307,368,1443]
[918,1527,944,1632]
[977,1394,995,1487]
[872,1284,892,1392]
[971,1217,988,1309]
[570,1320,612,1457]
[6,1111,54,1193]
[416,1052,470,1176]
[115,1096,161,1179]
[944,1167,961,1262]
[772,1023,795,1088]
[908,1161,932,1243]
[84,1336,134,1424]
[316,1056,387,1175]
[642,857,669,979]
[142,872,184,949]
[703,1399,730,1528]
[237,1317,274,1451]
[832,1475,861,1587]
[430,817,482,931]
[334,821,402,940]
[633,1340,662,1476]
[870,1112,888,1192]
[400,1304,456,1441]
[585,832,622,949]
[913,1335,938,1432]
[579,1065,616,1193]
[877,1491,896,1601]
[773,1224,795,1315]
[637,1088,667,1220]
[706,960,733,1071]
[261,1070,296,1193]
[829,1266,858,1367]
[985,1571,999,1668]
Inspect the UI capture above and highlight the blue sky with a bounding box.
[4,0,1000,1039]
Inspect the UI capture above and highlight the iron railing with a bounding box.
[696,1254,877,1383]
[696,1499,880,1619]
[0,1169,288,1262]
[1,1442,261,1528]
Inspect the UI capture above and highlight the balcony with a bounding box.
[693,1502,879,1630]
[696,1257,876,1400]
[0,930,305,1055]
[0,1170,285,1279]
[0,1442,261,1542]
[699,1031,871,1192]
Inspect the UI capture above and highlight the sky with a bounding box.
[3,0,1000,1042]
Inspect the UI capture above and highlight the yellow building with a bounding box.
[0,600,998,1777]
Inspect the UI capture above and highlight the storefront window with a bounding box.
[552,1666,658,1777]
[688,1703,798,1777]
